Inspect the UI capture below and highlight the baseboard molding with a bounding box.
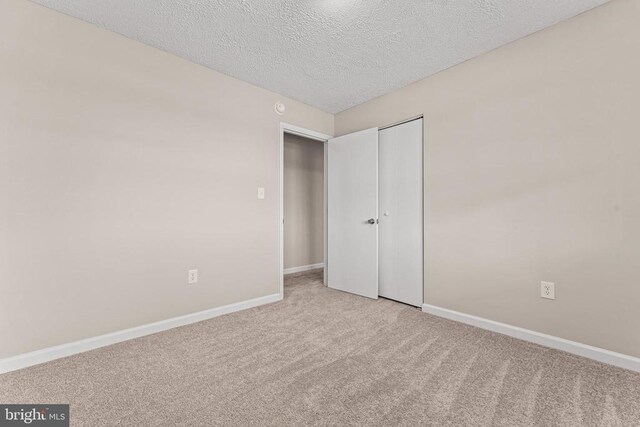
[422,304,640,373]
[284,263,324,275]
[0,293,282,374]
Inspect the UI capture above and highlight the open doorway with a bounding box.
[284,133,324,274]
[279,124,331,298]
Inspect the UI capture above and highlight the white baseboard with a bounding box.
[0,293,282,374]
[422,304,640,373]
[284,263,324,275]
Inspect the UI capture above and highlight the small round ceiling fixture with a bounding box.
[274,102,286,115]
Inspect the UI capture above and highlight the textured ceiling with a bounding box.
[30,0,608,113]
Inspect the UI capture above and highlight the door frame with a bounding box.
[279,123,333,299]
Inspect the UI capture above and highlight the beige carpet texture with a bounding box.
[1,269,639,426]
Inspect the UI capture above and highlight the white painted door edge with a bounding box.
[0,293,282,374]
[422,303,640,373]
[279,123,332,299]
[283,263,325,275]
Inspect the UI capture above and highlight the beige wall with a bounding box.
[0,0,333,359]
[2,0,639,361]
[283,134,324,270]
[336,0,640,357]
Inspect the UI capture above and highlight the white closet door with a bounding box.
[378,119,423,307]
[327,128,379,299]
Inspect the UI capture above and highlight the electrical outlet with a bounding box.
[188,269,198,285]
[541,281,555,300]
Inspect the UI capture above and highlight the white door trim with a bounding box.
[279,123,332,299]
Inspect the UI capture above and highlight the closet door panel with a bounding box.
[327,128,379,299]
[378,119,423,307]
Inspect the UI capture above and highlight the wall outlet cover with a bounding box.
[188,269,198,284]
[541,281,555,300]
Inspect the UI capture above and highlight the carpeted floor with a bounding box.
[1,269,639,426]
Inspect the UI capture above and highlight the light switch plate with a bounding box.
[257,187,265,200]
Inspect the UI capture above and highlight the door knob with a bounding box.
[367,218,376,224]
